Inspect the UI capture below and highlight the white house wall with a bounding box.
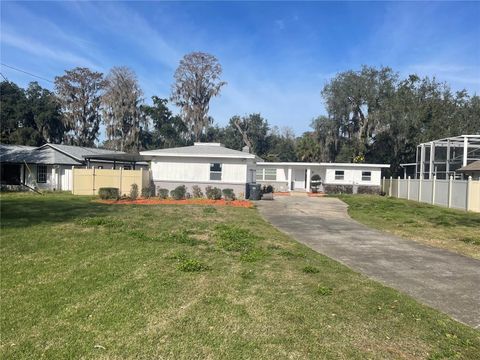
[150,157,249,183]
[324,167,382,186]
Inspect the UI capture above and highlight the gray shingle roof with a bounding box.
[1,143,126,165]
[457,160,480,172]
[141,143,256,159]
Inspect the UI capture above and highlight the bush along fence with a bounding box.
[72,167,150,196]
[382,176,480,212]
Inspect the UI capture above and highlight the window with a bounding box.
[210,163,222,180]
[264,168,277,181]
[334,170,344,180]
[362,171,371,181]
[256,168,277,181]
[37,164,47,183]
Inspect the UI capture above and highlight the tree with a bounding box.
[295,132,321,162]
[0,81,64,145]
[140,96,188,149]
[102,67,146,152]
[25,82,64,144]
[223,114,270,157]
[171,52,226,141]
[265,127,297,161]
[55,67,106,147]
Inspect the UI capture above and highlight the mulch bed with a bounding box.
[95,198,254,208]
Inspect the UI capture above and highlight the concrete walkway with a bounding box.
[257,196,480,328]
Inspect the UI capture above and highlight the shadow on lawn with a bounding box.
[0,194,112,229]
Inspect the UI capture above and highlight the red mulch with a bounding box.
[95,198,254,208]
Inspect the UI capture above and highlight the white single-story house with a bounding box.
[141,143,259,198]
[141,142,389,196]
[256,162,389,193]
[0,143,147,191]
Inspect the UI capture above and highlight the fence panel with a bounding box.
[72,168,149,196]
[410,180,419,200]
[72,169,95,195]
[398,180,408,199]
[420,180,433,203]
[451,181,467,210]
[381,177,479,212]
[434,180,449,207]
[469,181,480,212]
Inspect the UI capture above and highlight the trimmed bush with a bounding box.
[192,185,204,198]
[98,187,120,200]
[222,188,235,201]
[324,184,353,194]
[158,188,169,199]
[141,182,156,198]
[310,174,322,193]
[357,185,381,195]
[205,186,222,200]
[170,185,186,200]
[130,183,139,200]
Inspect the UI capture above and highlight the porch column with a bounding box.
[287,168,292,191]
[306,168,311,192]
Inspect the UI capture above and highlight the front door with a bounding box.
[294,168,306,189]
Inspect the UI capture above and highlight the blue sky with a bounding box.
[1,1,479,136]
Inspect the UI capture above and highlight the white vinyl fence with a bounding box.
[382,176,480,212]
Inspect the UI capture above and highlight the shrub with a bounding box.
[158,188,169,199]
[177,258,209,272]
[98,187,120,200]
[130,183,139,200]
[303,265,320,274]
[170,185,186,200]
[324,184,353,194]
[141,182,156,198]
[262,185,274,194]
[222,188,235,201]
[357,185,381,195]
[192,185,204,198]
[205,186,222,200]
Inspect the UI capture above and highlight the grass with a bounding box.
[338,195,480,259]
[1,192,479,359]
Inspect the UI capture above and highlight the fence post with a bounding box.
[92,167,96,196]
[389,176,393,197]
[448,176,453,208]
[397,176,400,198]
[407,176,411,200]
[71,166,75,195]
[466,176,472,211]
[432,174,436,205]
[418,176,422,202]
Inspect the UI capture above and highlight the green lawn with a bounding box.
[1,193,479,359]
[338,195,480,260]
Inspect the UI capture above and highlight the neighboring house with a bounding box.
[0,143,146,191]
[141,143,259,197]
[457,160,480,180]
[256,162,389,192]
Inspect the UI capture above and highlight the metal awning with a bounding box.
[82,153,148,163]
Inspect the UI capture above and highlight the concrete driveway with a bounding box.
[257,196,480,328]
